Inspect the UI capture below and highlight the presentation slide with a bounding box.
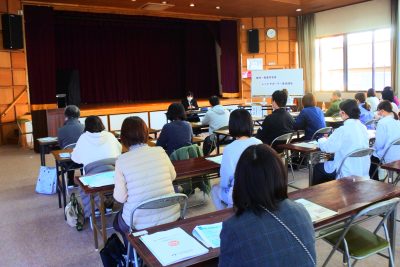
[251,69,304,96]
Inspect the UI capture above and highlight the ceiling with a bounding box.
[23,0,371,18]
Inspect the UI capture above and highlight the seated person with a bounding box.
[201,96,230,155]
[57,105,84,186]
[157,103,193,155]
[219,144,316,267]
[366,88,380,112]
[294,93,326,141]
[182,91,200,123]
[256,90,294,145]
[324,90,342,117]
[381,87,399,114]
[370,101,400,180]
[71,116,121,168]
[355,92,374,128]
[282,88,294,105]
[57,105,84,149]
[211,109,262,210]
[113,116,180,247]
[313,100,370,185]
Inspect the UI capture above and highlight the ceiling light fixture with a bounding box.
[190,3,195,7]
[296,8,302,12]
[131,0,136,2]
[162,1,167,3]
[216,6,220,9]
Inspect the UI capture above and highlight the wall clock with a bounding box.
[266,28,276,39]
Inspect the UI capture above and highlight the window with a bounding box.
[315,28,391,91]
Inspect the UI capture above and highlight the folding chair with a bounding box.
[336,148,374,179]
[310,127,333,141]
[365,119,378,129]
[271,133,295,182]
[371,137,400,182]
[321,197,400,267]
[126,193,188,266]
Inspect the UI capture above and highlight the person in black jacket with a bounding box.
[256,90,295,146]
[182,91,200,122]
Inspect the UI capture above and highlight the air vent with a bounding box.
[140,2,175,11]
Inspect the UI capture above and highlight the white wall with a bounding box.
[315,0,391,37]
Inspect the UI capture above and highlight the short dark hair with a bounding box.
[229,109,253,138]
[166,103,186,121]
[209,96,220,106]
[84,116,105,133]
[233,144,288,216]
[120,116,148,148]
[64,105,80,119]
[339,99,360,119]
[302,93,316,108]
[186,91,193,97]
[377,100,399,120]
[272,90,287,107]
[367,88,376,97]
[382,87,394,102]
[333,90,341,98]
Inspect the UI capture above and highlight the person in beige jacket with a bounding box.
[113,116,180,247]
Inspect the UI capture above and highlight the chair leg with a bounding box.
[134,248,139,267]
[126,243,132,266]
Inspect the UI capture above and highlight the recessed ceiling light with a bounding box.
[162,1,167,3]
[190,3,195,7]
[216,6,220,9]
[296,8,302,12]
[131,0,136,2]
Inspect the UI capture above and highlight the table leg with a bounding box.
[40,144,46,166]
[308,151,317,187]
[61,166,67,214]
[90,194,99,250]
[388,207,397,267]
[55,161,61,209]
[216,134,220,155]
[99,192,108,245]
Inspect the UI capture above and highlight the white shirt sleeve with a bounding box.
[318,128,343,153]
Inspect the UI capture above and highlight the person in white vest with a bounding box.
[113,116,180,247]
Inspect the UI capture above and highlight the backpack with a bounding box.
[65,193,85,231]
[35,166,57,195]
[100,233,127,267]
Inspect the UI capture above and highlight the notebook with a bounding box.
[80,171,115,187]
[192,222,222,248]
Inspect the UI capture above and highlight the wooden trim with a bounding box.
[22,1,236,21]
[222,93,240,98]
[31,104,58,111]
[0,87,27,118]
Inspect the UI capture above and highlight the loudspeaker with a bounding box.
[1,14,23,49]
[56,69,81,107]
[247,29,259,54]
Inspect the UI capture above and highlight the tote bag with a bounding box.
[35,166,57,195]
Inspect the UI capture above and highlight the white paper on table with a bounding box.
[59,153,71,158]
[37,137,58,142]
[295,198,337,223]
[206,155,223,165]
[367,130,376,140]
[192,222,222,248]
[294,142,318,149]
[140,227,208,266]
[80,171,115,187]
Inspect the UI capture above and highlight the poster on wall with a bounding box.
[247,58,263,71]
[251,69,304,97]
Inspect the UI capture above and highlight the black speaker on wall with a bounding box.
[247,29,259,53]
[1,14,24,49]
[56,69,81,107]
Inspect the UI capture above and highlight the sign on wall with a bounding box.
[247,58,263,71]
[251,69,304,96]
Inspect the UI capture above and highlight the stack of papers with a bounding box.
[295,198,337,222]
[206,155,223,165]
[295,142,318,149]
[38,137,58,142]
[192,222,222,248]
[80,171,115,187]
[140,227,208,266]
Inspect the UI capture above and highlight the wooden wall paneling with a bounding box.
[0,69,12,86]
[240,41,247,53]
[278,41,289,53]
[11,52,26,69]
[0,1,7,12]
[289,17,297,28]
[278,28,289,40]
[265,54,278,66]
[241,54,254,67]
[12,70,26,85]
[241,18,252,29]
[290,41,297,52]
[15,104,29,117]
[266,41,278,53]
[0,34,4,50]
[7,0,21,13]
[258,28,265,42]
[0,88,13,104]
[0,104,16,122]
[1,123,18,143]
[258,41,265,53]
[278,53,290,65]
[0,51,11,68]
[277,16,289,28]
[253,17,264,29]
[265,17,277,28]
[289,29,297,40]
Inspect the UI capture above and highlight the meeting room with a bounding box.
[1,0,400,266]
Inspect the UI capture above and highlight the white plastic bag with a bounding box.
[35,166,57,195]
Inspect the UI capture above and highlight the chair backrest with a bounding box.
[365,119,378,127]
[336,148,374,178]
[311,127,333,141]
[380,137,400,164]
[271,132,293,147]
[170,144,203,161]
[63,143,77,149]
[332,112,340,118]
[84,158,116,175]
[129,193,188,231]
